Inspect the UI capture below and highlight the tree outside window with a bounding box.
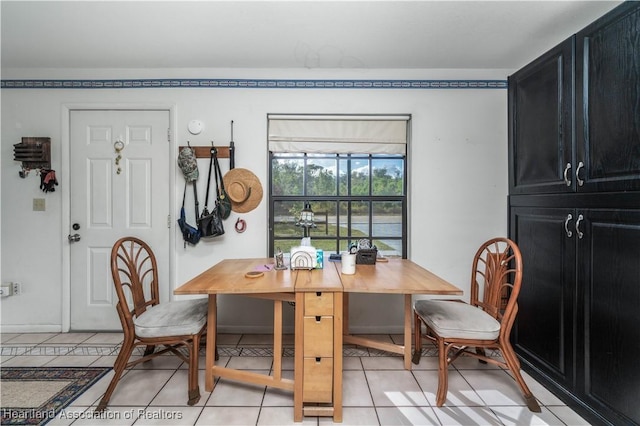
[269,153,406,258]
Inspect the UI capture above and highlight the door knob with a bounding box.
[68,234,81,243]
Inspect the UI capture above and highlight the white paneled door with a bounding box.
[70,110,171,330]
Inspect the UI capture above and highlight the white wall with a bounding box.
[1,68,510,333]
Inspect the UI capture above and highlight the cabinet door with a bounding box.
[575,3,640,192]
[509,206,576,388]
[508,38,574,194]
[578,209,640,425]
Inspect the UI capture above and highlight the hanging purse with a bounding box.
[215,153,232,219]
[178,181,201,247]
[198,147,225,238]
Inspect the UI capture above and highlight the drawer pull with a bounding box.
[564,214,573,238]
[575,214,584,239]
[563,162,572,186]
[315,316,321,322]
[576,161,585,187]
[316,357,321,362]
[316,291,322,296]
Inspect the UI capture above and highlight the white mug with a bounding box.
[341,253,356,275]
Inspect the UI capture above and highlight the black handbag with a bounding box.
[178,182,201,247]
[198,148,225,238]
[214,153,232,219]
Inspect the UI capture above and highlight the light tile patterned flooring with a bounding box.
[0,332,590,425]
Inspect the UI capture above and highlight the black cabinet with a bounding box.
[508,38,574,195]
[576,5,640,192]
[509,206,576,389]
[510,198,640,425]
[578,208,640,425]
[508,3,640,426]
[510,3,640,195]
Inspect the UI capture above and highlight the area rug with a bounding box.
[1,367,111,425]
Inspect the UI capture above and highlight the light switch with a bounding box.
[33,198,45,211]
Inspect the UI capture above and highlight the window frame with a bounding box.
[268,152,408,258]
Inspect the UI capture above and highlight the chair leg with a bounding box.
[96,337,135,412]
[475,347,488,364]
[435,337,449,407]
[187,335,201,406]
[412,312,422,365]
[500,340,541,412]
[143,345,156,356]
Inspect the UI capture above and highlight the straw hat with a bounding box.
[223,168,263,213]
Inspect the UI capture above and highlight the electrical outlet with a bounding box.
[1,283,12,297]
[12,282,20,295]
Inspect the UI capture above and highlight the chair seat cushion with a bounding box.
[134,298,208,338]
[414,300,500,340]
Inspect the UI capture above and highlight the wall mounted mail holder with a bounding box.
[14,137,51,175]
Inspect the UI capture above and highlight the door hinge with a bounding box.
[167,128,171,143]
[167,214,171,228]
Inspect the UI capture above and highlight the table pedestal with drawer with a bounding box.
[294,290,343,422]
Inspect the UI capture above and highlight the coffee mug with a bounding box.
[341,253,356,275]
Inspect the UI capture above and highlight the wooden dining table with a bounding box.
[174,256,462,422]
[336,259,463,369]
[173,258,299,394]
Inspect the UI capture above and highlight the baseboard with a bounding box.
[347,326,405,334]
[1,324,63,333]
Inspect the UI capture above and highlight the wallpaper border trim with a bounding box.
[1,79,507,90]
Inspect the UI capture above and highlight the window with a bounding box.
[268,115,409,258]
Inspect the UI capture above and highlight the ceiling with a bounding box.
[0,1,623,71]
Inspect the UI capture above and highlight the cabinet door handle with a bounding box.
[575,214,584,239]
[564,214,573,238]
[576,161,585,187]
[563,163,572,186]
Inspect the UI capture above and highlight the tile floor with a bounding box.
[0,332,590,425]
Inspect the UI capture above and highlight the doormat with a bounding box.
[0,367,111,425]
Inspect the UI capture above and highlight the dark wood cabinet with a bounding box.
[510,198,640,425]
[509,206,576,389]
[510,3,640,195]
[576,6,640,192]
[508,38,574,195]
[578,208,640,425]
[508,3,640,425]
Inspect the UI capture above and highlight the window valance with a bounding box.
[268,114,409,154]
